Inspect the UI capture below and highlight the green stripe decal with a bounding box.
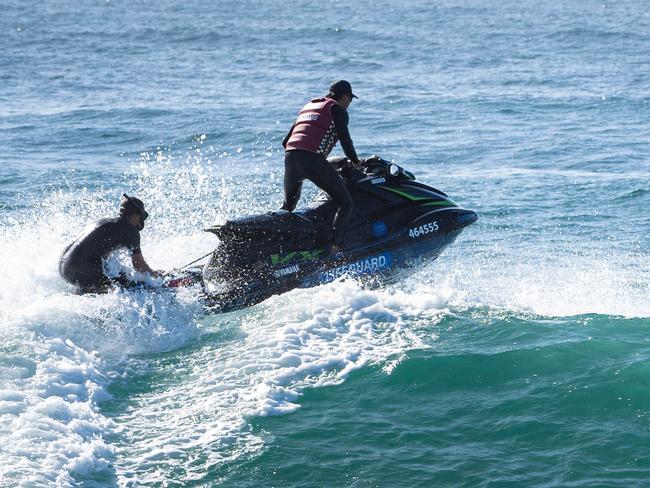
[380,187,427,200]
[380,186,458,206]
[424,200,458,207]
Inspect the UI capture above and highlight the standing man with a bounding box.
[59,194,162,293]
[282,80,361,249]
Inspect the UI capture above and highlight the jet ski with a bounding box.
[183,155,477,313]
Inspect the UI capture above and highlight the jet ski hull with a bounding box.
[198,156,477,312]
[202,205,477,313]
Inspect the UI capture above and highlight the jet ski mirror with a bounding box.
[388,164,400,177]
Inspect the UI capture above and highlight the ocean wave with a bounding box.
[112,280,435,484]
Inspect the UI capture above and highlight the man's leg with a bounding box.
[74,273,113,294]
[60,259,106,294]
[301,156,354,244]
[281,151,304,212]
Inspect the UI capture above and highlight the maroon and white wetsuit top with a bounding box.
[285,98,340,157]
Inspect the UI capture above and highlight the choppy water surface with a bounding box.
[1,0,649,486]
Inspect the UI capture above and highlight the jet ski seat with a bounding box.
[207,210,316,240]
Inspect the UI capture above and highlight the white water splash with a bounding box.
[114,279,435,485]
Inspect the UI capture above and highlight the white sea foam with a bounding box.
[418,246,650,319]
[0,337,115,487]
[113,279,435,485]
[0,278,204,487]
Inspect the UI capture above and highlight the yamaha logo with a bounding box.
[273,264,300,278]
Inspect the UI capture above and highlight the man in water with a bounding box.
[282,80,362,250]
[59,194,162,293]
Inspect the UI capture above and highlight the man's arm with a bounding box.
[282,123,295,149]
[331,104,360,166]
[132,252,162,278]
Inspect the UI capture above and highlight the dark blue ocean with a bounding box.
[1,1,650,486]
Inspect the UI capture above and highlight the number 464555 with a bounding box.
[408,221,439,238]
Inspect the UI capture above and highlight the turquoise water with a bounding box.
[1,1,650,486]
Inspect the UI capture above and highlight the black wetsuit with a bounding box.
[282,104,358,244]
[59,217,141,293]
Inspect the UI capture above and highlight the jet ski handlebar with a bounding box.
[328,155,416,181]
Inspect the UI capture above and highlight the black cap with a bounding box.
[121,194,149,221]
[329,80,358,99]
